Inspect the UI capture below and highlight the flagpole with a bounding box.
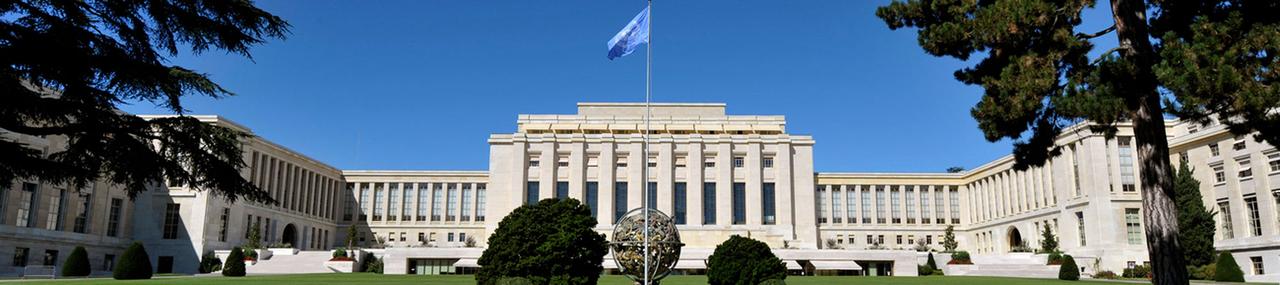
[642,0,652,285]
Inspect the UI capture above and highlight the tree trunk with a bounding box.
[1110,0,1189,284]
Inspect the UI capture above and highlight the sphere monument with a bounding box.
[610,208,684,285]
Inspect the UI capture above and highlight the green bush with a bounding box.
[948,251,972,264]
[759,279,787,285]
[475,199,606,285]
[1122,264,1151,279]
[222,247,246,277]
[112,242,153,280]
[496,277,533,285]
[918,264,934,276]
[1058,255,1079,281]
[1047,252,1063,265]
[1190,264,1217,280]
[708,235,787,285]
[332,248,348,259]
[61,246,91,277]
[362,252,383,274]
[243,248,258,260]
[1214,252,1245,282]
[1093,270,1118,279]
[198,251,222,273]
[925,252,938,272]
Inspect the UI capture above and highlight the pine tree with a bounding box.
[1040,222,1059,253]
[877,1,1280,283]
[1175,159,1217,267]
[942,225,958,252]
[0,0,288,204]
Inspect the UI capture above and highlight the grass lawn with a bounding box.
[4,273,1151,284]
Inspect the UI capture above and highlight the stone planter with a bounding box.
[254,249,273,260]
[268,248,298,256]
[324,260,357,273]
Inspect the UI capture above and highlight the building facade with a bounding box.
[1,102,1276,281]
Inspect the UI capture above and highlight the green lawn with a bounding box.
[4,273,1153,284]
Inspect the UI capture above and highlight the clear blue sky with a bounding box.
[119,1,1118,173]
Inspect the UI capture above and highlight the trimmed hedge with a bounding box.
[61,246,91,277]
[948,251,972,264]
[1214,252,1245,282]
[1058,255,1079,281]
[199,251,222,273]
[112,242,153,280]
[222,247,246,277]
[926,252,938,271]
[707,235,786,285]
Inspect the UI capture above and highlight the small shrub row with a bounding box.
[1093,270,1118,279]
[1122,264,1151,279]
[1047,252,1064,265]
[947,251,972,265]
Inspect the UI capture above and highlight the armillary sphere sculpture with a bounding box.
[610,208,684,285]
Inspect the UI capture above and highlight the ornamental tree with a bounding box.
[707,235,787,285]
[0,0,288,204]
[942,225,958,252]
[476,198,607,285]
[1041,222,1059,253]
[1175,159,1217,267]
[877,1,1280,283]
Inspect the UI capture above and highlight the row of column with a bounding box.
[349,182,486,224]
[816,185,960,225]
[967,162,1057,224]
[248,150,340,221]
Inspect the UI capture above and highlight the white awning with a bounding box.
[602,260,619,270]
[674,260,706,269]
[453,258,480,268]
[785,260,802,270]
[809,260,862,270]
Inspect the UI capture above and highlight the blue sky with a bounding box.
[119,1,1118,173]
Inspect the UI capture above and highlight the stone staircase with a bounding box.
[247,251,339,275]
[943,253,1061,278]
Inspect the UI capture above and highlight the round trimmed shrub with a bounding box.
[1058,255,1079,281]
[62,246,91,277]
[476,198,606,285]
[199,251,222,273]
[707,235,786,285]
[362,252,383,274]
[1214,252,1245,282]
[222,247,246,277]
[112,242,153,280]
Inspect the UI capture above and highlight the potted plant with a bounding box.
[324,247,359,273]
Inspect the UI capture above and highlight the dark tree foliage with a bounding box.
[1175,160,1217,267]
[222,247,246,277]
[112,242,152,280]
[61,246,90,277]
[1214,252,1244,282]
[942,225,958,252]
[707,235,787,285]
[1059,255,1080,281]
[199,250,222,274]
[0,0,289,203]
[877,1,1280,283]
[476,198,607,285]
[926,252,938,271]
[1040,222,1059,253]
[946,166,965,173]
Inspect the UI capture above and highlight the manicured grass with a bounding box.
[7,273,1146,284]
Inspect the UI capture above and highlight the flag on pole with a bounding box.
[607,6,650,60]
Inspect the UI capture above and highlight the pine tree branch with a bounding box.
[1078,25,1116,40]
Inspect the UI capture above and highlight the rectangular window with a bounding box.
[861,187,872,224]
[525,182,539,206]
[359,183,370,220]
[162,203,180,239]
[732,157,745,168]
[704,161,715,168]
[42,250,57,266]
[372,183,384,221]
[401,184,412,221]
[762,157,774,168]
[647,182,658,210]
[447,233,455,242]
[17,182,38,227]
[555,182,569,200]
[920,188,930,224]
[107,198,122,237]
[1238,158,1253,180]
[1210,143,1221,156]
[846,186,857,223]
[46,188,66,230]
[891,186,902,224]
[702,183,716,225]
[432,184,444,221]
[817,186,827,223]
[830,187,842,223]
[461,184,473,221]
[905,186,916,224]
[388,184,400,221]
[1071,144,1082,195]
[343,183,355,221]
[875,186,886,224]
[417,183,429,221]
[1077,211,1087,246]
[1246,197,1261,237]
[732,183,746,225]
[614,182,628,222]
[1269,153,1280,172]
[103,254,115,271]
[950,187,960,224]
[1119,138,1136,192]
[477,184,487,222]
[1233,136,1247,150]
[446,183,458,222]
[762,182,776,225]
[1252,256,1265,275]
[673,182,686,224]
[73,190,91,233]
[1125,208,1142,245]
[1220,201,1234,239]
[218,208,229,242]
[586,182,599,218]
[12,247,28,267]
[1214,165,1227,183]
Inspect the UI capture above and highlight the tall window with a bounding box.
[846,186,857,223]
[0,185,7,225]
[218,208,229,242]
[1246,197,1261,237]
[107,198,122,237]
[936,188,946,224]
[1076,211,1087,246]
[614,182,628,222]
[920,187,930,224]
[891,186,902,224]
[830,187,842,223]
[359,183,370,221]
[372,183,384,221]
[586,182,599,218]
[702,183,716,225]
[162,203,180,239]
[555,182,569,200]
[12,247,29,267]
[388,184,400,221]
[1238,158,1253,180]
[762,182,776,225]
[1071,144,1082,196]
[1274,190,1280,233]
[732,183,746,225]
[861,187,872,224]
[17,182,38,227]
[816,186,828,223]
[1268,153,1280,172]
[875,186,886,223]
[1213,165,1227,183]
[461,184,473,221]
[432,184,444,221]
[401,184,412,221]
[417,183,429,221]
[905,186,916,224]
[525,182,539,206]
[1119,138,1136,192]
[343,183,354,221]
[1125,208,1142,245]
[73,190,91,233]
[1220,201,1235,239]
[673,182,686,224]
[949,187,960,224]
[477,184,487,222]
[1210,143,1220,156]
[647,182,658,210]
[446,183,458,222]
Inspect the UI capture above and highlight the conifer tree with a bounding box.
[878,1,1280,283]
[1040,222,1059,253]
[1175,160,1217,267]
[0,0,288,204]
[942,225,958,252]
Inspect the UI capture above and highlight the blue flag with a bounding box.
[607,6,649,60]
